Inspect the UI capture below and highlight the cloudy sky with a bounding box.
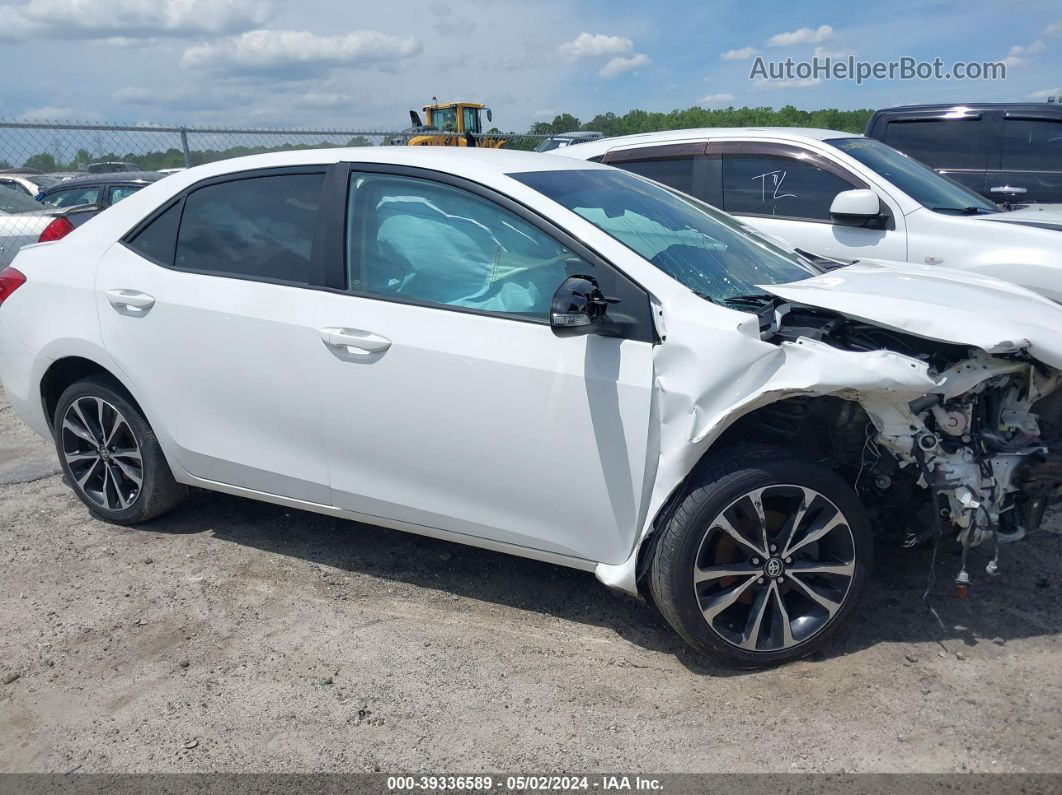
[1,0,1060,131]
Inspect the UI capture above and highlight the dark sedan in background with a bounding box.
[35,171,163,208]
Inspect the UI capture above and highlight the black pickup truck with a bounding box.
[865,102,1062,204]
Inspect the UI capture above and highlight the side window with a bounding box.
[127,201,182,265]
[1002,118,1062,170]
[883,118,987,169]
[617,157,696,194]
[174,173,324,283]
[346,173,590,319]
[44,186,101,207]
[109,185,143,204]
[0,179,29,196]
[722,153,855,221]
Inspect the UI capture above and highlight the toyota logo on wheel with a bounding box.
[765,558,784,578]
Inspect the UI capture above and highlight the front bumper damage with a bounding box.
[596,269,1062,597]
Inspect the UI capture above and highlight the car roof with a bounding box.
[39,171,163,191]
[552,127,860,159]
[873,102,1062,114]
[146,146,612,186]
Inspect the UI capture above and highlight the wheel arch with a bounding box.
[40,354,148,433]
[633,394,870,595]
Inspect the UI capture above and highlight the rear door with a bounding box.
[96,167,332,502]
[993,113,1062,204]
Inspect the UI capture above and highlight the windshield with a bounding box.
[0,189,48,214]
[827,137,998,215]
[429,108,458,131]
[512,169,818,303]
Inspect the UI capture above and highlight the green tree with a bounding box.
[23,153,58,172]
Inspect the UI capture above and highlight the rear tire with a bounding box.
[649,445,872,668]
[53,375,185,525]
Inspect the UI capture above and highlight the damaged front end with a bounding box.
[757,299,1062,582]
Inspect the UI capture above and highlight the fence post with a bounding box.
[179,128,191,168]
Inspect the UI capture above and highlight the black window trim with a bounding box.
[117,161,657,343]
[329,162,656,343]
[120,165,330,289]
[707,140,894,228]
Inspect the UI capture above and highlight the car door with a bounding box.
[708,142,908,262]
[313,164,656,565]
[95,167,332,503]
[993,114,1062,204]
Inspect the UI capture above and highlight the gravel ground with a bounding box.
[1,386,1060,773]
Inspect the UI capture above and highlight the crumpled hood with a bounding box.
[971,203,1062,231]
[759,259,1062,370]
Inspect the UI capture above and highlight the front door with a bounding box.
[314,168,655,564]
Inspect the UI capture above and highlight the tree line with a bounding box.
[528,104,874,136]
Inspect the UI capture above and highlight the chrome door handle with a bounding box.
[106,289,156,312]
[319,327,392,354]
[989,185,1028,195]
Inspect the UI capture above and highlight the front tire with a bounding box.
[53,375,185,525]
[649,445,872,668]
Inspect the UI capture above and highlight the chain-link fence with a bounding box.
[0,120,553,266]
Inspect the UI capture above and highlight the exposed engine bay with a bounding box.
[738,297,1062,588]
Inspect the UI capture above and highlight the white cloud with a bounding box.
[751,78,822,90]
[1004,40,1044,67]
[767,25,833,47]
[699,93,734,104]
[291,92,353,109]
[113,86,154,102]
[533,108,558,118]
[181,29,421,75]
[1028,87,1062,99]
[813,45,855,59]
[598,53,649,78]
[720,46,759,61]
[4,0,270,40]
[558,32,632,60]
[1044,21,1062,36]
[16,105,77,120]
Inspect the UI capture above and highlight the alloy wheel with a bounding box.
[61,396,144,512]
[692,485,857,653]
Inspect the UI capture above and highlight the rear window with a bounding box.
[883,118,987,170]
[618,158,695,194]
[173,173,324,283]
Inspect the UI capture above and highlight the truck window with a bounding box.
[883,118,987,169]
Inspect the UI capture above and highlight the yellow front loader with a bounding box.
[399,100,505,148]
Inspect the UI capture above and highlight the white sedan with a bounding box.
[553,127,1062,302]
[1,147,1060,667]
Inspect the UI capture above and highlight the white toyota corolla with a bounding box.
[0,147,1059,667]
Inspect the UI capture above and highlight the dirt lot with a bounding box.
[1,387,1060,774]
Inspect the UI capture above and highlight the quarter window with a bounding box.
[346,173,591,319]
[721,153,854,221]
[883,118,987,170]
[1001,118,1062,171]
[174,173,324,283]
[127,201,182,265]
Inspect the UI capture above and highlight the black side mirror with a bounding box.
[551,275,611,336]
[409,110,423,128]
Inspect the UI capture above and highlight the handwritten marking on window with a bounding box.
[752,170,796,202]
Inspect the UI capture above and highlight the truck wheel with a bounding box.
[649,445,872,668]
